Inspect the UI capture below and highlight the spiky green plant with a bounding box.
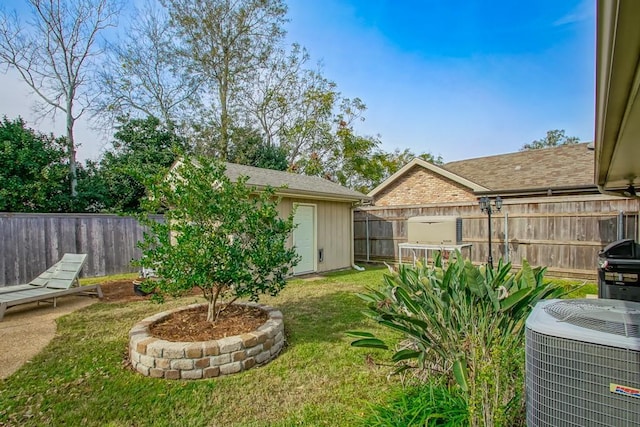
[348,253,565,427]
[362,382,469,427]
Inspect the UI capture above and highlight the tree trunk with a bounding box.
[207,300,216,323]
[206,285,222,323]
[66,97,77,198]
[218,75,229,160]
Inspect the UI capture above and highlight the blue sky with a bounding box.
[0,0,595,163]
[283,0,595,162]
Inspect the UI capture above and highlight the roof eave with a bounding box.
[595,0,640,192]
[249,184,371,203]
[474,184,600,198]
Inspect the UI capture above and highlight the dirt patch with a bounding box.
[101,279,269,342]
[150,304,268,342]
[98,279,199,303]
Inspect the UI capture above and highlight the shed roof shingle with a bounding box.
[224,162,369,202]
[443,143,596,191]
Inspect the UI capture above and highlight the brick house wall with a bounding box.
[373,165,477,206]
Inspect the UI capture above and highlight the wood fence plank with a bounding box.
[0,213,154,287]
[355,198,640,279]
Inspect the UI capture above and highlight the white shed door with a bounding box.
[293,205,316,274]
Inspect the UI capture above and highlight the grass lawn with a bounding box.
[547,277,598,298]
[0,265,597,426]
[0,267,401,427]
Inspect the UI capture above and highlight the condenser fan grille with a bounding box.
[526,328,640,427]
[544,300,640,338]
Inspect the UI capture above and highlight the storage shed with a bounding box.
[223,163,370,274]
[182,161,371,275]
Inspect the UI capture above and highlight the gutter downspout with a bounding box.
[351,207,365,271]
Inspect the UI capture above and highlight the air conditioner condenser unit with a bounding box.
[525,299,640,427]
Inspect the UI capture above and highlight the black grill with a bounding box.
[598,239,640,302]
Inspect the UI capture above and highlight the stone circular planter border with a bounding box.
[129,302,284,380]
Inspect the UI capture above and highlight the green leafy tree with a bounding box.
[374,148,443,175]
[244,43,314,148]
[75,159,111,212]
[281,91,381,188]
[321,100,382,192]
[96,116,187,212]
[347,148,443,194]
[243,56,442,192]
[521,129,580,150]
[137,156,299,323]
[227,127,288,171]
[0,117,72,212]
[280,83,345,174]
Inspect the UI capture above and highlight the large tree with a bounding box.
[242,47,392,189]
[242,43,359,174]
[227,126,288,171]
[163,0,288,159]
[308,97,380,189]
[95,115,188,212]
[0,0,120,198]
[521,129,580,150]
[97,0,200,128]
[345,148,443,194]
[0,116,71,212]
[243,43,331,157]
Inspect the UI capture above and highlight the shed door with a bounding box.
[293,204,316,274]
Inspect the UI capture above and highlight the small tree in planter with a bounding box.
[136,156,299,323]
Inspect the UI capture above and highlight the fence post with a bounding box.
[365,212,370,262]
[504,212,509,263]
[618,211,624,240]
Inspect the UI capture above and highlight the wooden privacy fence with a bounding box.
[355,195,640,279]
[0,213,161,287]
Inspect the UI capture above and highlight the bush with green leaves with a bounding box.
[0,116,75,212]
[349,253,565,427]
[362,381,468,427]
[136,156,300,323]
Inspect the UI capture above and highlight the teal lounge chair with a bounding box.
[0,253,102,321]
[0,253,87,295]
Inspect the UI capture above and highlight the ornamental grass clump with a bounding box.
[362,382,469,427]
[136,156,299,323]
[349,253,565,427]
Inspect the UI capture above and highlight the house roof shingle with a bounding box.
[443,143,596,192]
[224,162,370,202]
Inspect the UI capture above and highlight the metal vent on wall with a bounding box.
[544,299,640,338]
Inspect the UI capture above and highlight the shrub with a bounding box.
[362,381,468,427]
[349,253,565,426]
[136,156,300,323]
